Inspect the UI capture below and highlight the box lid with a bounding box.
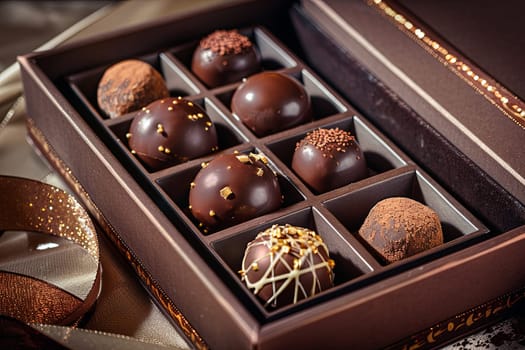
[302,0,525,204]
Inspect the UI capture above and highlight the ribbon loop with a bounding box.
[0,176,101,325]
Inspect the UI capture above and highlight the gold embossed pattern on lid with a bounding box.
[369,0,525,130]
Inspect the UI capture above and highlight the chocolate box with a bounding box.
[18,1,525,349]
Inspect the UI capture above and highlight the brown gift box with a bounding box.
[18,0,525,349]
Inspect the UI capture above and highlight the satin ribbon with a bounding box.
[0,316,176,349]
[0,175,101,326]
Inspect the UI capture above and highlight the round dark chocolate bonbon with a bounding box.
[191,30,260,88]
[127,97,218,171]
[239,224,335,308]
[292,128,367,193]
[189,152,282,231]
[358,197,444,264]
[231,72,312,137]
[97,59,169,119]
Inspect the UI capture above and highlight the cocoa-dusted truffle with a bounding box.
[231,72,312,137]
[239,224,335,308]
[189,152,282,231]
[97,59,169,118]
[292,128,367,193]
[191,30,260,88]
[358,197,444,264]
[127,97,218,171]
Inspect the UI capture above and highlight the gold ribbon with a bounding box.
[0,175,101,326]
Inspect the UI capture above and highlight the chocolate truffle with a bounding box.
[239,224,335,308]
[231,72,312,137]
[292,128,367,193]
[358,197,444,264]
[189,152,282,231]
[97,59,169,118]
[191,30,260,88]
[127,97,218,171]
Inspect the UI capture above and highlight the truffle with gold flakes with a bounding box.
[127,97,218,171]
[189,152,282,231]
[239,224,335,308]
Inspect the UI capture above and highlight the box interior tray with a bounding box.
[60,21,494,321]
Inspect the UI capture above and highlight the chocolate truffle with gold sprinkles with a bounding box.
[239,224,335,308]
[189,152,282,231]
[127,97,218,171]
[97,59,169,118]
[192,30,260,88]
[358,197,444,264]
[292,128,367,193]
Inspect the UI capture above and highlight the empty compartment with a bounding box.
[253,27,296,70]
[159,52,201,96]
[197,97,250,149]
[156,148,305,234]
[295,69,347,118]
[210,206,372,314]
[167,26,296,90]
[266,115,408,194]
[107,97,247,173]
[68,52,199,121]
[323,169,488,265]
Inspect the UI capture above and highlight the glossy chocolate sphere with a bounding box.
[231,72,312,137]
[239,224,335,308]
[189,152,282,231]
[358,197,444,264]
[292,128,367,193]
[128,97,218,171]
[191,30,260,88]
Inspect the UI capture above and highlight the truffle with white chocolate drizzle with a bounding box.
[188,152,282,231]
[127,97,218,171]
[239,224,335,308]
